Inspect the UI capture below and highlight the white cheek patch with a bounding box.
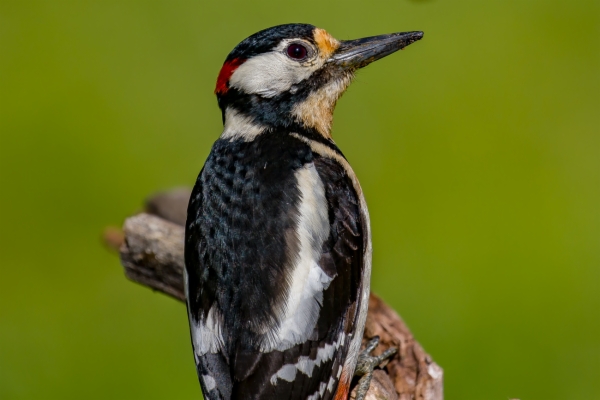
[259,163,331,352]
[229,49,321,98]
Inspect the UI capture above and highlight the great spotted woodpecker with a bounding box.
[184,24,422,400]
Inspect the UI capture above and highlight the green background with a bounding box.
[1,0,598,399]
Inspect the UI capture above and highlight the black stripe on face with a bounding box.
[218,66,351,125]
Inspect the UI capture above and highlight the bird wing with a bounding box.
[184,166,232,400]
[184,137,367,400]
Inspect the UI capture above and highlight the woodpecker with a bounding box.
[184,24,422,400]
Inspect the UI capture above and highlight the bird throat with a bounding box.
[291,73,354,139]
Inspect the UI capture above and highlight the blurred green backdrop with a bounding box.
[1,0,599,399]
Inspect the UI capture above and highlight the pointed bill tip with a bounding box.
[330,30,424,69]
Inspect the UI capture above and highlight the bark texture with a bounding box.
[107,189,443,400]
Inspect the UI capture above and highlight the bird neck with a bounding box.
[217,72,356,142]
[219,105,335,142]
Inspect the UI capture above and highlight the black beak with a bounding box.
[330,31,423,69]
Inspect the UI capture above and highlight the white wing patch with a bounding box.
[202,375,216,392]
[306,382,328,400]
[270,332,346,386]
[289,133,373,384]
[326,376,337,393]
[192,306,225,356]
[259,163,332,352]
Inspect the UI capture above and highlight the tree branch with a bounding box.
[107,189,443,400]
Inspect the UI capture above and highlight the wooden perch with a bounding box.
[108,189,443,400]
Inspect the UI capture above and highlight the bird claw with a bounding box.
[352,336,398,400]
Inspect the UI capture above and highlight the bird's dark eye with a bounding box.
[287,43,308,60]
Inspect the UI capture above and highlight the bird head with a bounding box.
[215,24,423,140]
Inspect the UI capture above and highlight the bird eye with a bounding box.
[287,43,308,60]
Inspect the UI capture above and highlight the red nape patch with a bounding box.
[215,58,245,95]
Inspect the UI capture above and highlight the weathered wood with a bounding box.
[108,189,443,400]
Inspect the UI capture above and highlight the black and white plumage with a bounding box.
[184,24,422,400]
